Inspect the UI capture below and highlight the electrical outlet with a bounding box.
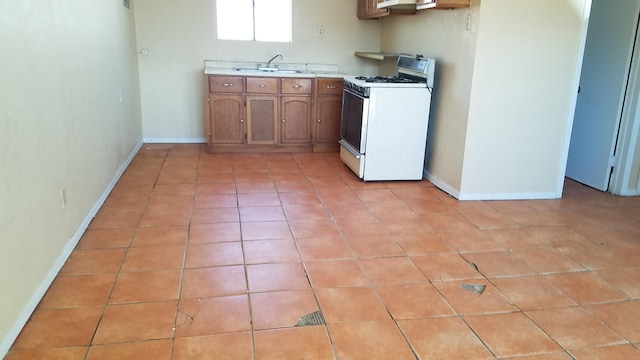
[317,26,325,37]
[465,15,472,31]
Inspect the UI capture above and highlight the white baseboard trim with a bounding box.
[456,191,560,201]
[424,170,462,199]
[424,170,560,201]
[143,137,206,144]
[0,140,143,359]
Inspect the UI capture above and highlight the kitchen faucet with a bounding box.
[266,53,283,68]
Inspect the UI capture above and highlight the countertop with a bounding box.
[203,60,344,79]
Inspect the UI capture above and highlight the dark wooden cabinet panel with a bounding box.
[247,96,278,144]
[358,0,389,19]
[317,78,344,96]
[281,78,313,95]
[246,77,278,94]
[315,96,342,144]
[208,94,245,144]
[281,96,312,144]
[209,76,244,93]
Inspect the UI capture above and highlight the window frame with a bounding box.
[216,0,292,43]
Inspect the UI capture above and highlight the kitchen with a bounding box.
[3,0,640,358]
[136,0,588,200]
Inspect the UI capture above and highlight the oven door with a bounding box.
[340,88,369,153]
[340,86,369,179]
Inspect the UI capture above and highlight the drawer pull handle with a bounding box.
[221,83,233,87]
[257,84,268,87]
[291,84,302,88]
[327,85,337,89]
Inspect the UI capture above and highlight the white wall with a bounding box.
[0,0,142,354]
[382,0,589,200]
[134,0,382,141]
[380,1,481,192]
[460,0,589,199]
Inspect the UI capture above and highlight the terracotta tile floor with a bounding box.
[7,143,640,360]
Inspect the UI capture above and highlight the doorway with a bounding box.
[566,0,640,194]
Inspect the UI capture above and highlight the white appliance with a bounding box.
[339,55,435,181]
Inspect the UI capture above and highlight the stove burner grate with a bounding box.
[354,75,424,84]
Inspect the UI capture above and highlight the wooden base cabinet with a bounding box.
[313,78,344,152]
[206,75,342,153]
[206,76,246,145]
[208,95,245,144]
[280,77,313,145]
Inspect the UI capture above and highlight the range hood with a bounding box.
[377,0,417,10]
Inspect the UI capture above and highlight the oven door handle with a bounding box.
[339,139,361,158]
[343,88,367,99]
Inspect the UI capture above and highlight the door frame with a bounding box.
[557,0,592,197]
[610,8,640,195]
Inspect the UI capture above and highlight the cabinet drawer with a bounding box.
[317,78,344,95]
[281,78,313,95]
[246,77,278,94]
[209,76,244,93]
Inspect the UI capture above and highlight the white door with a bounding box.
[566,0,640,191]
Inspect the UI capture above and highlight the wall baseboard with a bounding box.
[142,137,206,144]
[423,170,462,199]
[0,140,143,359]
[424,170,560,201]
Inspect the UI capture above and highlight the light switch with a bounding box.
[140,49,150,55]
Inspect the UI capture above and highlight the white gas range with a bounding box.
[339,55,435,181]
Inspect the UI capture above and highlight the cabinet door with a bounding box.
[357,0,389,19]
[247,96,278,144]
[315,96,342,144]
[281,96,312,144]
[209,95,245,144]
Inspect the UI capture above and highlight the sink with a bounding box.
[268,69,301,74]
[232,68,302,74]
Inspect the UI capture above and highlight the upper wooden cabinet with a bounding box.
[358,0,389,19]
[416,0,470,10]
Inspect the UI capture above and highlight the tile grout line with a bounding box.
[169,144,202,360]
[82,146,170,359]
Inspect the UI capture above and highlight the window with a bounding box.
[216,0,292,43]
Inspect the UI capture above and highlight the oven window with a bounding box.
[341,90,365,152]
